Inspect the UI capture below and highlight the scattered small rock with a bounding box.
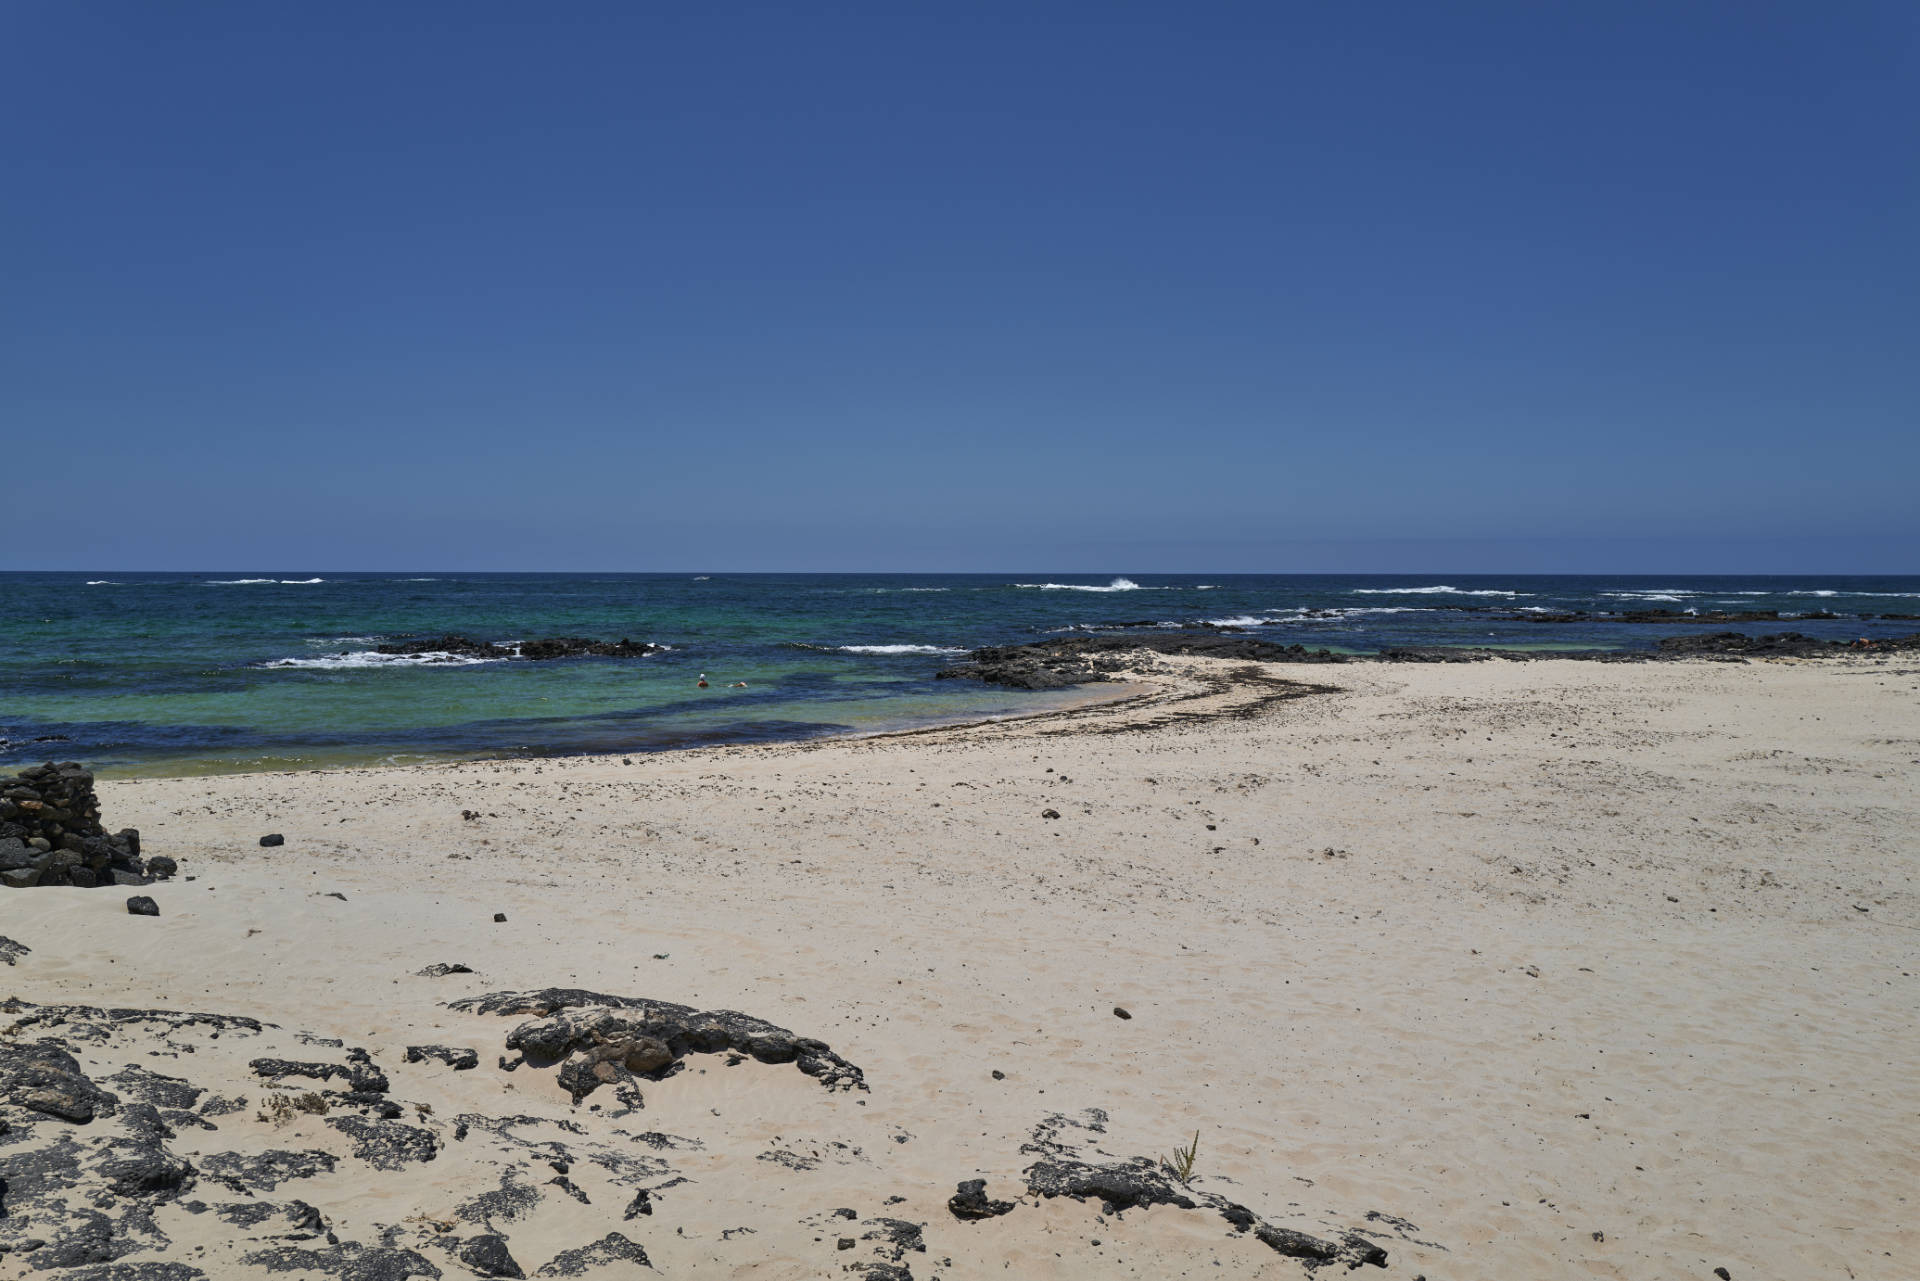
[127,896,159,917]
[259,834,284,847]
[1112,1006,1131,1020]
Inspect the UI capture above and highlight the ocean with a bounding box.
[3,572,1916,777]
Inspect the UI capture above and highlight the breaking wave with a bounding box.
[1014,578,1144,593]
[1350,585,1526,597]
[835,644,966,655]
[260,649,499,670]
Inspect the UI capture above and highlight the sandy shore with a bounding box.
[3,653,1916,1280]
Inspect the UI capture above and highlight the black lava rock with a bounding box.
[457,1234,526,1279]
[127,896,159,917]
[949,1179,1015,1220]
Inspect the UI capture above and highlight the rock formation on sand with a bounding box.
[0,762,158,889]
[0,988,1419,1278]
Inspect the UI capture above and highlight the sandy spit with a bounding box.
[2,654,1916,1280]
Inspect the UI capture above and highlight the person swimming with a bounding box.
[697,673,709,688]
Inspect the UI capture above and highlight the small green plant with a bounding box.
[1162,1130,1200,1185]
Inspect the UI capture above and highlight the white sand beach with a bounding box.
[3,653,1915,1280]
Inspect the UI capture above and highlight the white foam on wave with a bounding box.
[1204,615,1270,628]
[1350,585,1526,597]
[1786,589,1920,598]
[836,644,966,655]
[85,580,120,586]
[208,577,326,585]
[1014,577,1144,593]
[261,649,499,670]
[870,587,950,593]
[1604,592,1688,603]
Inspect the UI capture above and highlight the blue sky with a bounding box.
[3,2,1914,572]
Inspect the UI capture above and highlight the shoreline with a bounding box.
[2,653,1915,1278]
[70,625,1920,784]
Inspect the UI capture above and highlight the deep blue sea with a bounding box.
[4,572,1917,777]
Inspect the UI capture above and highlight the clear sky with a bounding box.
[3,2,1915,572]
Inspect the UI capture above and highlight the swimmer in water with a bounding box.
[697,673,709,688]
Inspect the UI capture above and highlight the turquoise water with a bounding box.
[3,572,1916,776]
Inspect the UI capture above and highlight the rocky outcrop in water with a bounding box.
[371,636,665,661]
[0,762,155,890]
[1654,630,1920,657]
[936,634,1346,689]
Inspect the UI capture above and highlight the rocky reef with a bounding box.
[934,628,1920,689]
[936,634,1347,689]
[369,636,665,662]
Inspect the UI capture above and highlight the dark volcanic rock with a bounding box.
[1657,630,1920,658]
[370,635,664,662]
[0,934,29,965]
[414,962,473,977]
[242,1241,441,1280]
[1025,1156,1197,1215]
[405,1044,480,1071]
[1020,1109,1388,1269]
[449,988,865,1096]
[126,895,160,916]
[102,1065,203,1111]
[199,1148,338,1191]
[533,1231,652,1276]
[259,833,285,847]
[1,1039,119,1122]
[250,1051,388,1094]
[455,1234,526,1279]
[324,1116,439,1171]
[0,762,148,890]
[937,633,1347,689]
[949,1178,1015,1220]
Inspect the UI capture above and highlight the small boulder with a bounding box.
[457,1233,526,1279]
[949,1178,1015,1220]
[259,834,284,847]
[127,896,160,917]
[146,855,178,879]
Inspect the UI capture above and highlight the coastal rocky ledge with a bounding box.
[0,761,160,890]
[371,636,666,661]
[935,630,1920,689]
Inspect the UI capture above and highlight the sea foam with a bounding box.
[835,644,966,655]
[1014,578,1144,592]
[1350,586,1526,597]
[262,649,498,670]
